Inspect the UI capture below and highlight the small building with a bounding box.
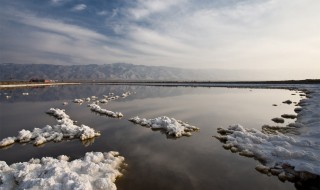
[29,78,51,83]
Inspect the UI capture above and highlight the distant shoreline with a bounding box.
[0,79,319,89]
[0,82,80,89]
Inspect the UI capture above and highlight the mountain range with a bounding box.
[0,63,317,81]
[0,63,216,81]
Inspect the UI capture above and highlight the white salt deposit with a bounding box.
[216,85,320,177]
[73,99,84,104]
[0,108,100,147]
[0,151,125,190]
[99,99,108,103]
[129,116,199,137]
[88,104,123,118]
[122,91,131,98]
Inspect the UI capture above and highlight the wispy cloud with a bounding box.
[71,4,87,11]
[1,0,320,77]
[97,10,107,16]
[127,0,186,20]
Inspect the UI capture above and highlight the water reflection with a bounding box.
[0,84,308,190]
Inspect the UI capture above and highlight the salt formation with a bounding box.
[282,100,293,104]
[99,99,108,103]
[0,108,100,147]
[88,104,123,118]
[129,116,199,137]
[73,99,84,104]
[281,114,297,119]
[122,91,131,98]
[271,117,285,123]
[0,151,125,190]
[216,86,320,180]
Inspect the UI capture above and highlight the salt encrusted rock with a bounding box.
[271,117,285,123]
[129,116,199,138]
[294,107,303,113]
[0,151,125,190]
[255,165,270,174]
[88,103,123,118]
[282,100,293,104]
[0,108,100,147]
[281,114,297,119]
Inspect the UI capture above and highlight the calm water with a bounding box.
[0,85,303,190]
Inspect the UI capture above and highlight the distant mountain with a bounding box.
[0,63,215,81]
[0,63,316,81]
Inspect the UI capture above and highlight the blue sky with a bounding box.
[0,0,320,74]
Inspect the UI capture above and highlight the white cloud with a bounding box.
[97,10,107,16]
[127,0,186,20]
[72,4,87,11]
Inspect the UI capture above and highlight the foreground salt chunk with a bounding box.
[129,116,199,137]
[88,103,123,118]
[0,108,100,147]
[0,151,125,190]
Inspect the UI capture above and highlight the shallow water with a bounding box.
[0,85,303,190]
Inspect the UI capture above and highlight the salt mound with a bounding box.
[216,85,320,178]
[129,116,199,137]
[73,99,84,104]
[88,104,123,118]
[0,151,125,190]
[0,108,100,147]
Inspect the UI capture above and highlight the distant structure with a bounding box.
[29,78,52,83]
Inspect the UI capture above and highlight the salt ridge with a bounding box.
[0,108,100,147]
[88,104,123,118]
[0,151,124,190]
[129,116,199,137]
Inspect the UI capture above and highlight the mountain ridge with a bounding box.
[0,63,213,81]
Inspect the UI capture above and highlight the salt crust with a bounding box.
[0,108,100,147]
[88,104,123,118]
[0,151,124,190]
[129,116,199,137]
[216,86,320,176]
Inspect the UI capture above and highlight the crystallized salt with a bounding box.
[88,104,123,118]
[0,108,100,147]
[129,116,199,137]
[73,99,84,103]
[0,151,125,190]
[216,85,320,176]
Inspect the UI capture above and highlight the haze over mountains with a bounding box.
[0,63,317,81]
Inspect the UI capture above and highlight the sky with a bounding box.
[0,0,319,76]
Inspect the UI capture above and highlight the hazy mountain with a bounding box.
[0,63,218,81]
[0,63,316,81]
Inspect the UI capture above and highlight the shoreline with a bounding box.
[0,79,318,90]
[0,82,81,89]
